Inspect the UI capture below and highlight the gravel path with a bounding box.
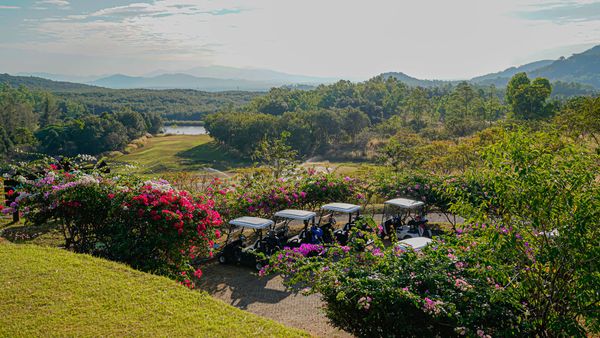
[198,263,352,337]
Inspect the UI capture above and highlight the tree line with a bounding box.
[205,73,562,159]
[0,84,163,158]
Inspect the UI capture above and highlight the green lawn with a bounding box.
[0,242,308,337]
[113,135,250,174]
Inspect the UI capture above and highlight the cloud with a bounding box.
[73,1,247,21]
[0,5,19,9]
[3,0,599,78]
[517,1,600,22]
[36,0,69,6]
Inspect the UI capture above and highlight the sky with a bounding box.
[0,0,599,80]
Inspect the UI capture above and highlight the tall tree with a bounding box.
[506,73,552,120]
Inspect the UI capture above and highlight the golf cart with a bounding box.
[319,202,362,245]
[217,216,279,271]
[380,198,432,240]
[273,209,322,246]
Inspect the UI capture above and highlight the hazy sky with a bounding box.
[0,0,599,80]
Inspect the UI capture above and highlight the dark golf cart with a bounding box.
[217,216,279,271]
[273,209,323,246]
[319,202,362,245]
[380,198,432,240]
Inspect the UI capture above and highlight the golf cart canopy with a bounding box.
[321,202,361,213]
[274,209,316,221]
[398,237,432,250]
[229,216,274,229]
[384,198,425,209]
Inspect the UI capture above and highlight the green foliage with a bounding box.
[7,157,222,282]
[450,128,600,335]
[264,128,599,337]
[0,83,165,158]
[266,221,524,337]
[506,72,553,119]
[252,131,299,179]
[205,77,512,159]
[554,95,600,147]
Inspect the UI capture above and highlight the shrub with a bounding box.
[265,219,524,337]
[6,158,222,284]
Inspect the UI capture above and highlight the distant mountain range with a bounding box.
[384,44,600,89]
[470,60,555,86]
[5,44,600,91]
[15,65,337,92]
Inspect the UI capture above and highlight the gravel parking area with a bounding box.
[198,263,351,337]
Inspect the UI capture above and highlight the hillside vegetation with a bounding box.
[0,242,307,337]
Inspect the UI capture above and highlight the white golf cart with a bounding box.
[319,202,362,245]
[380,198,432,240]
[273,209,320,246]
[218,216,278,271]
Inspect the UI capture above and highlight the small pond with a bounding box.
[162,125,207,135]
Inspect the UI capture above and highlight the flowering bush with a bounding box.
[199,169,365,220]
[265,220,525,337]
[265,129,600,337]
[7,158,222,285]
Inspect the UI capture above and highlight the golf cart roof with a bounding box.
[274,209,316,221]
[321,202,361,213]
[384,198,425,209]
[229,216,274,229]
[398,237,432,251]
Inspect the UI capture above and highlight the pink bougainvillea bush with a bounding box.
[200,168,366,220]
[7,159,221,285]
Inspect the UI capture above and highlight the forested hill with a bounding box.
[470,60,555,86]
[472,44,600,88]
[0,73,262,120]
[380,72,456,88]
[531,45,600,88]
[0,73,100,92]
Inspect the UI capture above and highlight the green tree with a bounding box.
[252,131,299,179]
[115,109,147,139]
[36,92,60,127]
[506,73,552,119]
[340,108,370,143]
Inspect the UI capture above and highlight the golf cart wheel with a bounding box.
[218,255,227,264]
[255,262,264,271]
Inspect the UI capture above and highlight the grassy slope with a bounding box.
[113,134,368,176]
[0,242,307,337]
[113,135,250,174]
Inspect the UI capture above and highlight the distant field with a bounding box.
[113,134,251,174]
[0,242,307,337]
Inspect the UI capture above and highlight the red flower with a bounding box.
[49,164,58,170]
[108,193,115,199]
[193,269,203,279]
[7,190,14,197]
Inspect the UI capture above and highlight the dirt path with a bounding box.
[197,263,352,337]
